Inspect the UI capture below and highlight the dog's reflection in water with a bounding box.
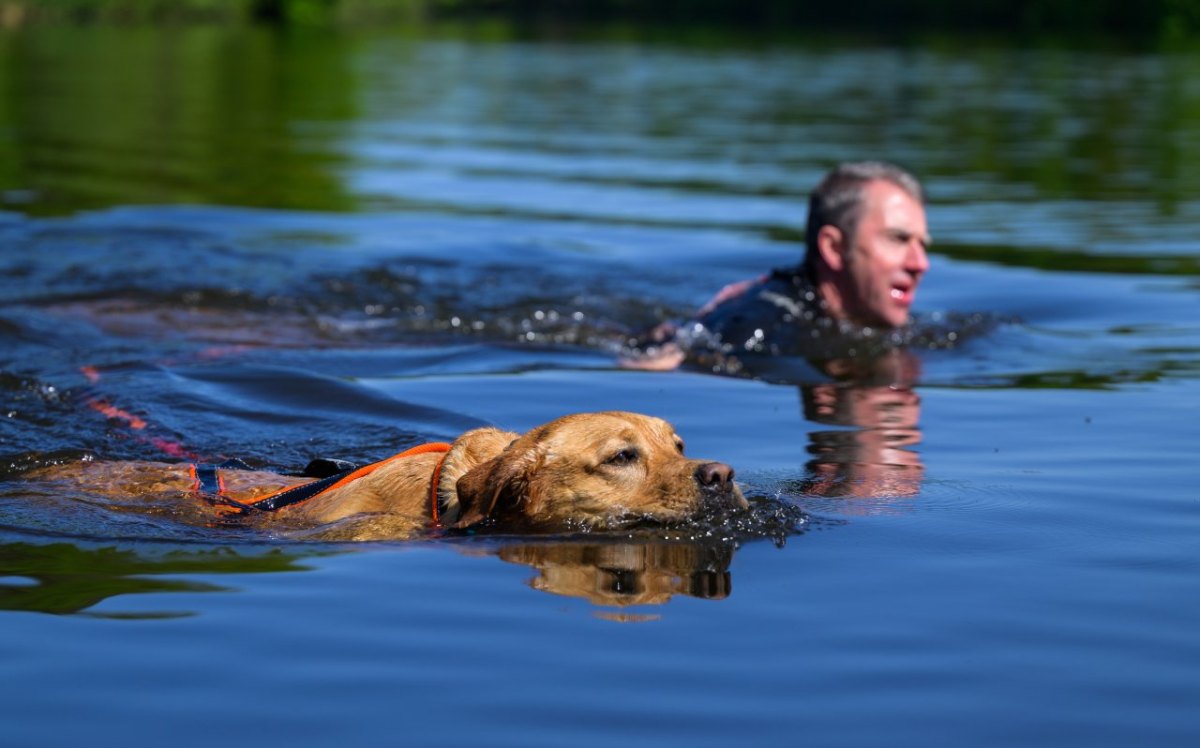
[494,539,734,614]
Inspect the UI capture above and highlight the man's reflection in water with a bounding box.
[795,348,924,503]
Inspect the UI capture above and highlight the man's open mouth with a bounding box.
[890,284,914,306]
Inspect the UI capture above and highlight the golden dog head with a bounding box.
[451,411,746,531]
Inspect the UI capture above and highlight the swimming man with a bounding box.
[624,161,931,372]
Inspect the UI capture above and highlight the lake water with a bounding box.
[1,24,1198,747]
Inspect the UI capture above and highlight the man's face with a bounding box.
[839,180,930,328]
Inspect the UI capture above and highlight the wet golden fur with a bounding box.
[27,411,745,540]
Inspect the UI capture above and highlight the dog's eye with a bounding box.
[604,448,639,467]
[674,438,685,454]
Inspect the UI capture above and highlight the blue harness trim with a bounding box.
[194,464,222,496]
[243,470,356,512]
[189,458,363,515]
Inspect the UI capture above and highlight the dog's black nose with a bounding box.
[695,461,734,488]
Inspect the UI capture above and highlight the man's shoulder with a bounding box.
[700,266,812,319]
[692,265,825,350]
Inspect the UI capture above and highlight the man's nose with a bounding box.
[906,239,930,275]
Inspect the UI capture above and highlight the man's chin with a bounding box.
[886,288,917,324]
[855,305,910,331]
[835,293,912,330]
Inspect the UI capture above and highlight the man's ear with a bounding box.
[451,446,541,528]
[816,224,846,272]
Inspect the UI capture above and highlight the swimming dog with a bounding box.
[27,411,745,540]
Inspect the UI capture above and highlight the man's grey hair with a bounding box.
[803,161,924,274]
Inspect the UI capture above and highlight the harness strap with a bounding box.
[243,469,354,512]
[194,442,453,516]
[190,464,223,497]
[429,450,451,525]
[190,461,259,515]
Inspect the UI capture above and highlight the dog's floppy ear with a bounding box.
[452,443,542,528]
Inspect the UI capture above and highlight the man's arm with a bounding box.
[618,274,766,371]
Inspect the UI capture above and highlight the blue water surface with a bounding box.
[1,25,1198,748]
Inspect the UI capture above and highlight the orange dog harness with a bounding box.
[192,442,453,523]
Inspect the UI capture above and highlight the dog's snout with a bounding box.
[695,461,734,488]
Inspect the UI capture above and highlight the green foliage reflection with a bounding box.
[3,1,1200,36]
[0,26,358,215]
[0,540,311,617]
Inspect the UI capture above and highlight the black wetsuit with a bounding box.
[690,266,835,357]
[631,265,1001,381]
